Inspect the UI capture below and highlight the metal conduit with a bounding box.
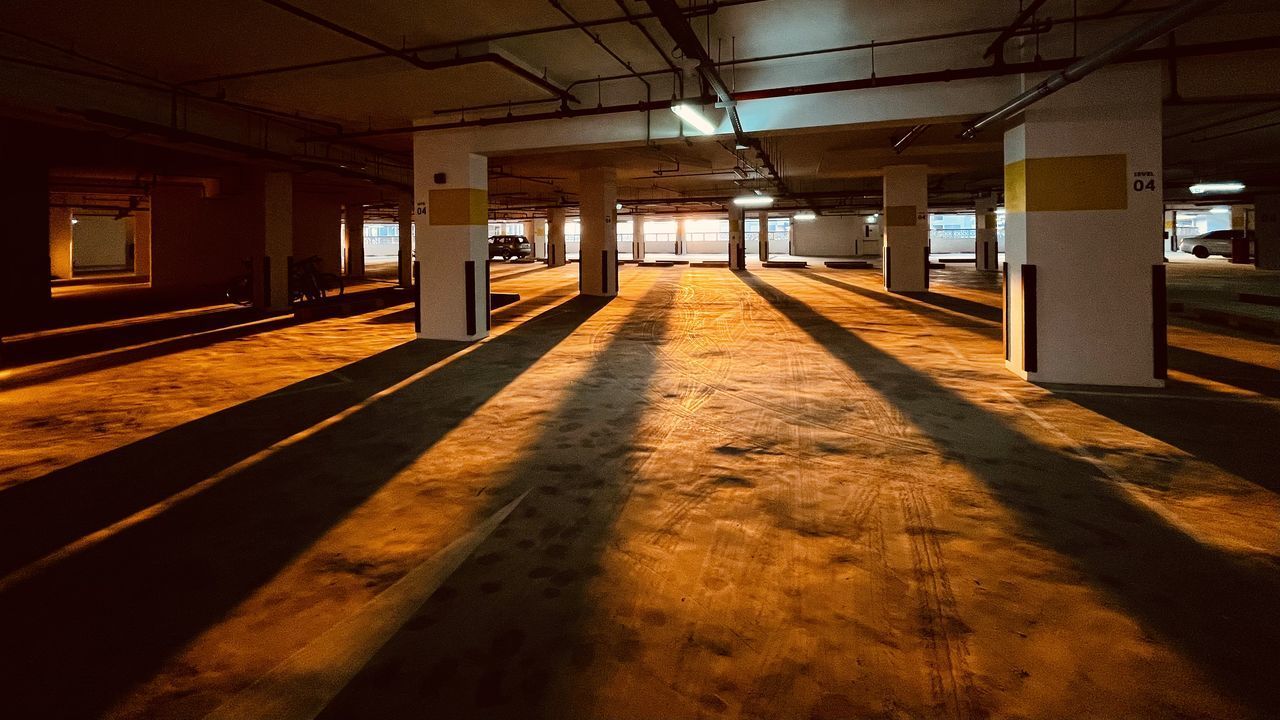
[297,33,1280,143]
[961,0,1227,139]
[255,0,576,103]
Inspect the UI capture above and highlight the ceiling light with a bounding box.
[733,194,774,207]
[794,210,816,221]
[71,217,79,225]
[1189,182,1245,195]
[867,213,879,223]
[1210,206,1231,214]
[616,202,623,211]
[671,102,717,136]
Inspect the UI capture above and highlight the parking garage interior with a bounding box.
[2,2,1279,719]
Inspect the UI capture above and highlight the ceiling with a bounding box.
[1,0,1278,214]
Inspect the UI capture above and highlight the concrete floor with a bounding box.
[1,262,1278,719]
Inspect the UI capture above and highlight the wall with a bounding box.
[292,188,343,276]
[49,207,73,278]
[71,215,131,271]
[791,216,868,257]
[150,174,261,291]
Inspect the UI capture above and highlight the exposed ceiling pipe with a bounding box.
[254,0,576,103]
[983,0,1053,62]
[892,124,931,154]
[612,0,681,74]
[641,0,748,144]
[182,0,770,88]
[960,0,1227,140]
[548,0,651,98]
[436,2,1172,119]
[298,33,1280,142]
[63,108,411,190]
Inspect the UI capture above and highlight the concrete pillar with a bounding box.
[344,204,364,278]
[676,217,687,255]
[415,145,490,341]
[533,218,547,260]
[134,211,152,280]
[520,220,535,254]
[975,192,999,272]
[578,167,618,297]
[1003,63,1164,387]
[398,192,413,288]
[882,164,930,292]
[49,206,73,279]
[253,171,292,311]
[757,210,770,260]
[1230,205,1252,264]
[632,214,646,261]
[1256,195,1280,270]
[728,205,746,269]
[0,141,51,334]
[547,207,567,267]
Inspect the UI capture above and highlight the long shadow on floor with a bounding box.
[1169,345,1280,399]
[315,278,677,719]
[1054,343,1280,495]
[0,312,301,390]
[0,295,609,719]
[737,272,1280,716]
[796,270,1001,338]
[0,339,457,578]
[899,289,1002,324]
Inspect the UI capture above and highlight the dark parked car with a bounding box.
[488,234,532,261]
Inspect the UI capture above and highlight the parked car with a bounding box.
[1179,229,1254,258]
[488,235,532,261]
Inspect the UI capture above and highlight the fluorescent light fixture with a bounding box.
[793,210,816,221]
[615,202,623,211]
[1210,206,1231,214]
[71,217,79,225]
[867,213,879,223]
[732,194,774,207]
[671,102,717,135]
[1189,182,1245,195]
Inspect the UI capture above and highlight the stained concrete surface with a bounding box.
[0,262,1278,719]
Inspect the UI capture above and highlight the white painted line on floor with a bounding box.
[202,490,528,720]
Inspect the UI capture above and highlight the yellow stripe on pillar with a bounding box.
[1005,154,1128,213]
[428,188,488,225]
[885,205,918,226]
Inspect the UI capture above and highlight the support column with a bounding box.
[632,214,646,261]
[547,207,567,267]
[728,205,746,269]
[757,210,770,260]
[254,171,292,311]
[578,167,618,297]
[533,218,547,260]
[134,210,151,280]
[1004,63,1164,387]
[1256,195,1280,270]
[344,204,364,278]
[1230,205,1253,264]
[882,164,929,292]
[0,139,51,335]
[415,146,490,341]
[521,220,535,259]
[397,192,413,288]
[975,192,999,272]
[675,217,686,255]
[49,206,73,279]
